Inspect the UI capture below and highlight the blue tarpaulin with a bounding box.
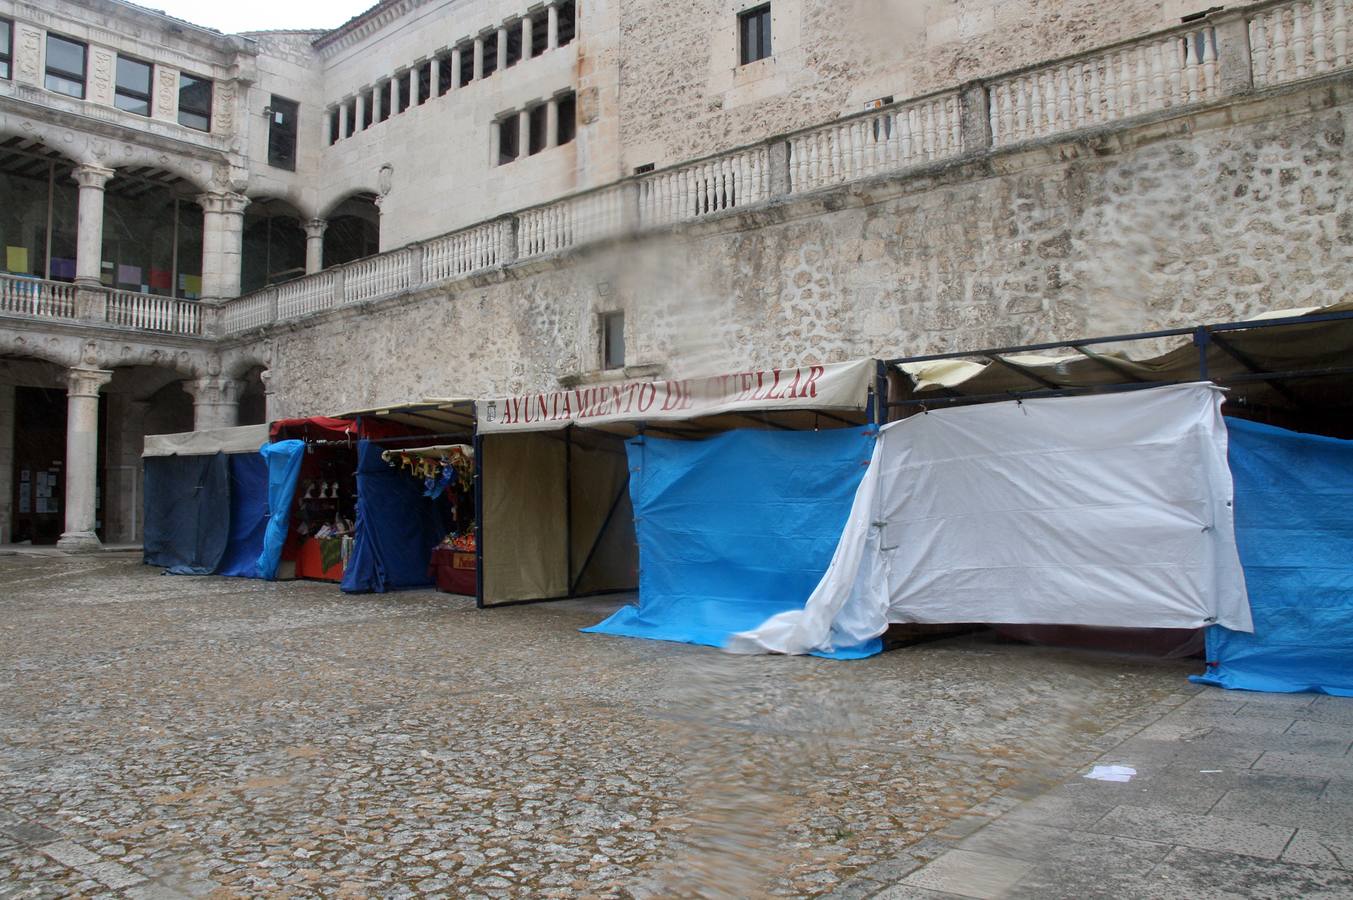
[143,453,230,575]
[257,440,305,580]
[341,440,450,593]
[584,427,878,656]
[1192,418,1353,695]
[217,452,269,578]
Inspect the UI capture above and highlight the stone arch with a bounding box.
[321,192,381,267]
[0,134,81,282]
[241,195,308,293]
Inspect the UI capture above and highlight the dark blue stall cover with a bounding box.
[143,453,230,575]
[341,440,449,593]
[217,452,268,577]
[584,427,878,656]
[1192,419,1353,696]
[257,440,305,580]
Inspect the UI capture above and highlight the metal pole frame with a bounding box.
[473,430,485,609]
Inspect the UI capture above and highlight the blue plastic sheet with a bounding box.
[143,453,230,575]
[341,440,450,593]
[584,427,878,656]
[1192,419,1353,695]
[257,440,305,580]
[217,451,268,578]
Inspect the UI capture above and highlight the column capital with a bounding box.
[182,374,242,405]
[66,367,113,398]
[198,191,250,217]
[71,164,116,190]
[304,218,329,239]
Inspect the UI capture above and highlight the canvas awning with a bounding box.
[142,424,269,457]
[338,399,476,436]
[475,359,877,434]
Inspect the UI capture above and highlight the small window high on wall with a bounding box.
[178,73,212,131]
[267,95,299,170]
[556,91,576,146]
[497,117,518,165]
[45,33,86,98]
[739,4,772,65]
[557,0,577,46]
[602,311,625,370]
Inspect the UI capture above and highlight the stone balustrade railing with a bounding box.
[1,0,1344,342]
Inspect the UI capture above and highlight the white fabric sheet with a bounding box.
[728,384,1251,656]
[142,424,269,457]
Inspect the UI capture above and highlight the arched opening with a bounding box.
[322,193,380,267]
[241,198,306,294]
[0,137,79,283]
[104,168,204,299]
[236,365,268,426]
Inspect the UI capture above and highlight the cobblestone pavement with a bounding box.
[0,553,1295,899]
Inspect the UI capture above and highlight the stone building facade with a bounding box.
[0,0,1350,548]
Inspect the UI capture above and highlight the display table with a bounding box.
[429,546,476,595]
[295,537,347,582]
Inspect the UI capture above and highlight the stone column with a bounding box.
[519,108,532,158]
[0,383,13,544]
[304,218,327,274]
[198,192,250,301]
[57,367,113,552]
[374,82,385,121]
[72,164,115,287]
[959,80,992,152]
[260,369,278,422]
[548,2,559,50]
[522,15,533,59]
[1213,11,1254,95]
[338,101,349,137]
[546,96,560,148]
[354,93,367,130]
[497,25,509,71]
[184,376,242,430]
[407,67,418,106]
[430,56,441,97]
[451,47,463,89]
[473,36,485,79]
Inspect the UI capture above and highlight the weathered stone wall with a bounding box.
[256,82,1352,417]
[617,0,1224,169]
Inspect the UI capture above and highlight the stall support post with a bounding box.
[473,432,485,609]
[872,359,890,426]
[564,426,574,599]
[1193,326,1211,381]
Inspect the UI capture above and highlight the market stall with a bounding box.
[474,359,889,652]
[142,424,269,575]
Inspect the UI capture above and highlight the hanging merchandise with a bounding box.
[379,443,478,595]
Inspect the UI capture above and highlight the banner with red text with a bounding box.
[475,359,875,433]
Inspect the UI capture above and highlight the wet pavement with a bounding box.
[1,553,1346,899]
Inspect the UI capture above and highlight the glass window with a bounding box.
[602,312,624,370]
[557,1,576,46]
[267,95,299,169]
[45,34,87,98]
[497,117,518,165]
[556,91,576,146]
[178,73,212,131]
[114,55,152,116]
[739,4,772,65]
[0,20,13,80]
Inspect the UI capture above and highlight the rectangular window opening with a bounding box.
[529,9,549,56]
[739,4,772,65]
[557,0,577,46]
[397,73,411,112]
[114,55,152,116]
[505,21,523,67]
[362,89,374,127]
[437,53,453,94]
[0,20,12,81]
[45,33,87,99]
[345,97,357,136]
[377,81,391,121]
[602,311,625,371]
[497,117,518,165]
[267,94,299,169]
[482,33,499,77]
[328,107,340,144]
[178,72,213,131]
[528,104,547,155]
[556,91,576,146]
[417,61,432,104]
[458,43,475,85]
[634,162,655,175]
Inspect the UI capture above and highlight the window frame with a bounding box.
[267,94,300,170]
[113,53,153,116]
[528,103,547,155]
[0,19,14,81]
[738,3,772,66]
[555,91,577,146]
[556,0,577,47]
[45,33,88,99]
[497,116,519,165]
[177,71,213,132]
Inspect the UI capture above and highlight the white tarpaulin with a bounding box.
[728,383,1251,657]
[476,359,874,433]
[142,424,268,458]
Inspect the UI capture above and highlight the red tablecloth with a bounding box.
[429,547,476,595]
[296,537,345,582]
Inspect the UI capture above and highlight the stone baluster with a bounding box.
[1313,0,1329,71]
[1336,0,1349,67]
[1184,32,1201,101]
[1202,27,1219,94]
[1293,2,1309,77]
[1273,10,1289,82]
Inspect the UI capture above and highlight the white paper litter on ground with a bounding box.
[728,383,1251,657]
[1084,765,1137,782]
